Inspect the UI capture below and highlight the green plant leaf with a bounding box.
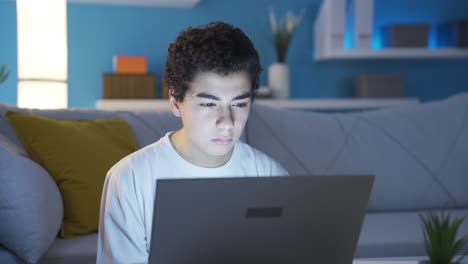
[421,211,468,264]
[448,217,465,250]
[421,213,435,256]
[0,64,10,84]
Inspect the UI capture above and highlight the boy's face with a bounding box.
[170,71,252,165]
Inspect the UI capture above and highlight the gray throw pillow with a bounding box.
[0,144,63,263]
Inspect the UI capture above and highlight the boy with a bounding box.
[97,21,288,263]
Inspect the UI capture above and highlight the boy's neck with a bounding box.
[169,130,234,168]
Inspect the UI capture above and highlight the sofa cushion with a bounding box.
[246,93,468,211]
[355,209,468,258]
[39,233,97,264]
[0,245,22,264]
[116,110,182,147]
[6,112,137,238]
[0,133,27,157]
[0,104,182,150]
[0,144,63,264]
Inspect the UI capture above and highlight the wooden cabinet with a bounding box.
[102,73,156,99]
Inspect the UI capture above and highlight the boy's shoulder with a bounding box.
[236,141,288,175]
[236,140,266,159]
[106,135,171,181]
[237,140,275,159]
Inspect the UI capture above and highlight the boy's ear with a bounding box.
[169,95,181,118]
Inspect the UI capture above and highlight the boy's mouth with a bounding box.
[211,138,233,145]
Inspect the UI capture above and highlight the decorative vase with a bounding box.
[268,62,289,99]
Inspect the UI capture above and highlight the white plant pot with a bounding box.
[268,63,290,99]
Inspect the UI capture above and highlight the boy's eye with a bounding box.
[232,103,248,107]
[200,103,217,107]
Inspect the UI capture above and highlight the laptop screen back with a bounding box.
[149,175,374,264]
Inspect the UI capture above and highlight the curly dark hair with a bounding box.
[163,21,262,102]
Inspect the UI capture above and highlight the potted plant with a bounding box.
[267,7,305,99]
[0,64,9,85]
[420,211,468,264]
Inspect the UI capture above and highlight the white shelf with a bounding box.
[96,98,419,111]
[68,0,200,8]
[315,48,468,61]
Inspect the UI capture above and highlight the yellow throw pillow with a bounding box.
[6,111,137,238]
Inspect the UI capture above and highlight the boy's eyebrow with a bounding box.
[196,92,252,101]
[196,93,220,100]
[233,92,252,100]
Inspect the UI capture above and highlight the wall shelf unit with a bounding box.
[313,0,468,61]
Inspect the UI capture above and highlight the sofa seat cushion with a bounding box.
[36,210,468,261]
[355,209,468,258]
[39,233,97,264]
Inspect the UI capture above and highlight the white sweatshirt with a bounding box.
[97,132,288,264]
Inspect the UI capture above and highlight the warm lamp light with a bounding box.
[16,0,68,109]
[17,82,67,109]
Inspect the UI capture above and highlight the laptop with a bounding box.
[149,175,374,264]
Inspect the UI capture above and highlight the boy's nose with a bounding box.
[216,109,234,129]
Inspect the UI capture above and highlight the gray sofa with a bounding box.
[1,93,467,263]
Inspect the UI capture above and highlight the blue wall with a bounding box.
[1,0,468,107]
[0,1,17,105]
